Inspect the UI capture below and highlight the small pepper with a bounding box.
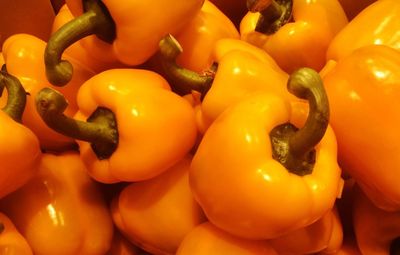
[0,212,33,255]
[46,0,204,86]
[35,69,197,183]
[327,0,400,61]
[190,67,343,239]
[0,70,41,199]
[111,155,206,255]
[0,152,114,255]
[240,0,348,73]
[176,222,279,255]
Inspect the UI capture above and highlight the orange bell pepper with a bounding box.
[327,0,400,61]
[352,185,400,255]
[35,69,197,183]
[209,0,248,28]
[0,212,33,255]
[0,151,114,255]
[190,68,343,239]
[322,44,400,211]
[1,33,94,151]
[336,0,377,20]
[0,71,41,199]
[111,155,206,255]
[46,0,204,86]
[240,0,348,73]
[176,222,278,255]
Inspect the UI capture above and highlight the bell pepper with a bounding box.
[46,0,204,86]
[176,222,278,255]
[35,68,197,183]
[190,67,343,239]
[0,212,33,255]
[209,0,248,28]
[111,155,206,255]
[0,70,41,199]
[322,44,400,211]
[336,0,376,20]
[240,0,348,73]
[1,33,94,151]
[352,184,400,255]
[327,0,400,61]
[0,151,114,255]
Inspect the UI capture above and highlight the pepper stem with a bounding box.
[157,34,216,97]
[35,87,118,159]
[45,0,116,86]
[270,67,329,176]
[247,0,293,35]
[0,71,27,123]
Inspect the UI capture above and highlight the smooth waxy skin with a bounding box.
[0,212,33,255]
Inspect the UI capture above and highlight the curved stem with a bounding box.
[248,0,293,35]
[158,34,216,97]
[35,87,118,159]
[270,67,329,175]
[0,71,27,123]
[45,0,116,86]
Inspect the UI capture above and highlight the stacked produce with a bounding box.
[0,0,398,254]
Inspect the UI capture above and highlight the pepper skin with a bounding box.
[111,155,206,255]
[45,0,204,85]
[322,45,400,211]
[176,222,278,255]
[0,152,114,255]
[1,33,94,151]
[0,71,41,199]
[337,0,376,20]
[240,0,348,73]
[35,69,197,184]
[0,212,33,255]
[190,68,343,239]
[352,185,400,255]
[327,0,400,62]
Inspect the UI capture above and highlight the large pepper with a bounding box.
[0,212,33,254]
[0,70,41,199]
[35,69,197,183]
[327,0,400,61]
[352,185,400,255]
[0,152,114,255]
[1,33,94,151]
[46,0,204,86]
[322,45,400,211]
[176,222,278,255]
[240,0,348,73]
[190,68,343,239]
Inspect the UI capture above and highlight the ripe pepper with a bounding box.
[240,0,348,73]
[0,212,33,255]
[327,0,400,61]
[352,185,400,255]
[190,67,343,239]
[322,45,400,211]
[176,222,278,255]
[0,70,41,199]
[35,69,197,183]
[46,0,204,86]
[111,155,206,255]
[1,33,94,151]
[0,152,114,255]
[336,0,376,20]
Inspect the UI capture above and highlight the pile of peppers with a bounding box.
[0,0,399,254]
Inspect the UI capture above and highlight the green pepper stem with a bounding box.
[157,34,216,97]
[0,71,27,123]
[45,0,116,86]
[35,87,118,159]
[247,0,293,35]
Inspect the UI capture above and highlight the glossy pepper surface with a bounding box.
[36,69,197,183]
[322,45,400,211]
[327,0,400,61]
[0,212,33,255]
[240,0,348,73]
[0,152,114,255]
[2,33,94,151]
[111,155,206,255]
[190,68,343,239]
